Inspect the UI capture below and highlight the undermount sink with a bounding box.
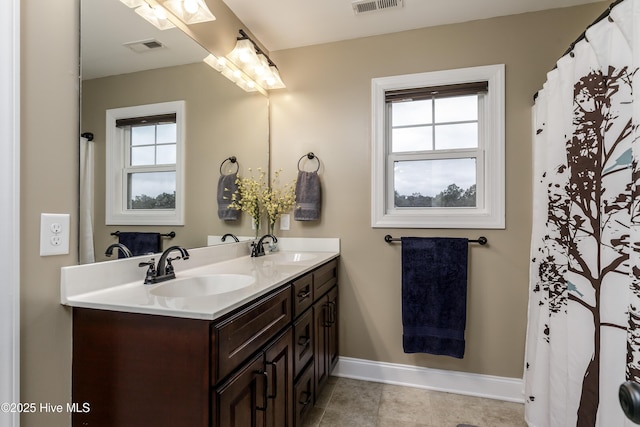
[150,274,255,298]
[268,252,317,263]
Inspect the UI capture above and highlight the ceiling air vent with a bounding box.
[352,0,403,15]
[123,39,166,54]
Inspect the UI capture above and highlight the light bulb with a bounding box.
[183,0,199,14]
[153,5,168,20]
[254,54,269,77]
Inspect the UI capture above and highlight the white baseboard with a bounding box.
[333,356,524,403]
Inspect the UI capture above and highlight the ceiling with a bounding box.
[82,0,606,80]
[82,0,210,80]
[222,0,606,51]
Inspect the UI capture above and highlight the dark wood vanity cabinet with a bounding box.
[215,327,293,427]
[72,257,338,427]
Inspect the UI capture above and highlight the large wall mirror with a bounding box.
[81,0,269,263]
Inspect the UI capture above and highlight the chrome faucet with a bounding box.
[139,245,190,284]
[251,234,277,257]
[221,233,239,242]
[105,243,133,258]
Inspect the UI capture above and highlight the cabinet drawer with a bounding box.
[292,274,313,318]
[214,286,292,383]
[313,259,337,298]
[293,309,313,379]
[293,362,314,427]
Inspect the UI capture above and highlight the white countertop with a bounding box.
[61,238,339,321]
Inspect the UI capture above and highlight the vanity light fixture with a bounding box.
[203,29,285,96]
[134,2,176,30]
[120,0,215,30]
[162,0,216,24]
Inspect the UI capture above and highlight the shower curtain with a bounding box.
[525,0,640,425]
[79,136,95,264]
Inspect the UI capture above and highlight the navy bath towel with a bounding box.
[401,237,469,358]
[118,232,162,257]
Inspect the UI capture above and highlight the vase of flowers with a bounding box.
[229,168,297,244]
[229,167,267,239]
[263,169,297,244]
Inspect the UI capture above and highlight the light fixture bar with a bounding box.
[237,30,278,69]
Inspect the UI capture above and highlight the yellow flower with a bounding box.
[229,168,296,236]
[227,167,296,236]
[264,169,297,232]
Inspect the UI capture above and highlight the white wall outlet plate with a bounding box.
[40,213,70,256]
[280,214,290,231]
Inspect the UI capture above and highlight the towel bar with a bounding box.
[111,231,176,239]
[384,235,487,245]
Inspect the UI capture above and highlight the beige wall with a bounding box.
[82,63,269,260]
[19,1,607,426]
[268,3,608,378]
[21,0,78,425]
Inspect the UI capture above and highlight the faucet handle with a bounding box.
[251,241,265,257]
[139,258,156,284]
[164,256,182,275]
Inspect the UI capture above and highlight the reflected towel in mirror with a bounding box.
[217,173,240,220]
[118,232,162,257]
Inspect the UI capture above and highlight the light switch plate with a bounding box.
[40,213,70,256]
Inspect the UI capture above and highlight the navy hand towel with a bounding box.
[118,232,162,257]
[401,237,469,358]
[217,173,240,220]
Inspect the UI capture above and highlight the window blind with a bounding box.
[115,113,176,128]
[385,81,488,103]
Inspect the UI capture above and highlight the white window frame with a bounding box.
[106,100,185,225]
[371,64,505,229]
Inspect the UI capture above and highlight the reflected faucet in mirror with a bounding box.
[104,243,133,258]
[221,233,239,242]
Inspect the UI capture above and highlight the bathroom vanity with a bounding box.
[62,241,339,427]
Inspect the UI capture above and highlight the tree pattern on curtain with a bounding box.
[526,1,640,424]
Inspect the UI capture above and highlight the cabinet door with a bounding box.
[215,354,267,427]
[293,309,313,378]
[294,362,314,427]
[264,327,294,427]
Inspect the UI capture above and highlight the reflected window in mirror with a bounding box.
[105,101,185,225]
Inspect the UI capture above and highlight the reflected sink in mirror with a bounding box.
[267,253,317,263]
[150,274,255,298]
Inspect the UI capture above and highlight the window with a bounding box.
[371,65,505,228]
[106,101,185,225]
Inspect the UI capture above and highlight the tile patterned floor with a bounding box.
[303,376,526,427]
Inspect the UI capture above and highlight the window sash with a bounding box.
[370,65,505,229]
[105,101,185,226]
[385,91,485,212]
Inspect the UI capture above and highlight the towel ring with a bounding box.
[297,152,321,173]
[219,156,239,175]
